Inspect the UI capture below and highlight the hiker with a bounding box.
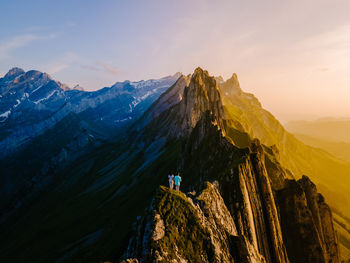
[174,172,182,191]
[168,173,174,189]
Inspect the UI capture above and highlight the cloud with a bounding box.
[0,33,58,59]
[318,68,329,71]
[81,61,120,76]
[0,34,38,59]
[97,61,120,75]
[45,52,78,74]
[80,64,101,72]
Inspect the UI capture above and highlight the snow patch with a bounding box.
[14,73,24,81]
[130,79,162,89]
[13,99,21,108]
[130,86,167,108]
[31,84,44,94]
[33,90,58,104]
[0,110,11,118]
[0,110,11,122]
[114,116,132,123]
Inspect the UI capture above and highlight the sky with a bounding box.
[1,0,350,123]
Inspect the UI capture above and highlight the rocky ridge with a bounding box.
[122,68,340,263]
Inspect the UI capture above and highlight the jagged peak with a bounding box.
[191,67,213,83]
[229,72,239,81]
[170,68,226,137]
[193,66,205,74]
[172,71,182,79]
[189,67,220,93]
[220,72,241,95]
[3,67,25,80]
[1,67,72,95]
[132,67,226,139]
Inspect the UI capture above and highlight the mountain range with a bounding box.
[286,118,350,143]
[0,67,349,262]
[285,119,350,163]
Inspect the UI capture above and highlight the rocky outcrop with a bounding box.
[123,183,265,263]
[210,140,289,263]
[130,67,226,144]
[175,67,226,137]
[277,176,340,263]
[220,73,242,96]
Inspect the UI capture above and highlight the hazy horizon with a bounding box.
[1,0,350,122]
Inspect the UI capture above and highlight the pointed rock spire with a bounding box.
[176,67,226,136]
[220,72,242,96]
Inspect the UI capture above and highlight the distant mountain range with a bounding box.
[0,67,180,157]
[285,118,350,163]
[290,133,350,163]
[0,67,349,262]
[286,118,350,143]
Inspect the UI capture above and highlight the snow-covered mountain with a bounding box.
[0,67,180,158]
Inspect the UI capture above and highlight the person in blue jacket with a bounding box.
[174,172,182,191]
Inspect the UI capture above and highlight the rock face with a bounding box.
[175,67,226,136]
[277,176,340,263]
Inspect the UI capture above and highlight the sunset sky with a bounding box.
[1,0,350,122]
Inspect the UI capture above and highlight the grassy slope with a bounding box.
[152,186,214,262]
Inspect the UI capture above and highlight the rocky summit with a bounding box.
[0,67,346,263]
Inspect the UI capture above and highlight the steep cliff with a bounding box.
[277,176,340,263]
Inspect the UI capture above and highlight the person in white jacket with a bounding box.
[168,173,174,189]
